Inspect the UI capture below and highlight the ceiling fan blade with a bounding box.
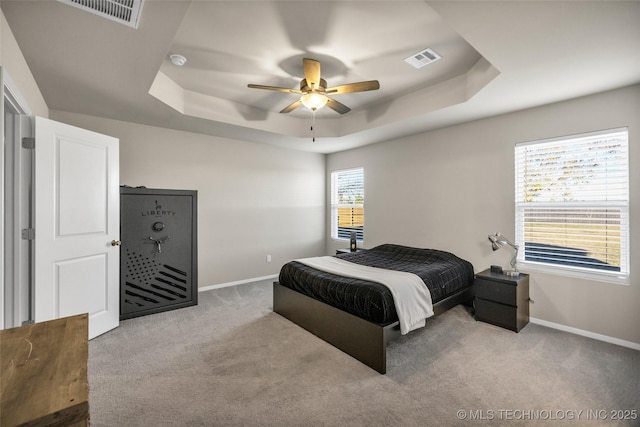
[326,80,380,95]
[303,58,321,90]
[248,84,302,94]
[280,100,303,113]
[326,97,351,114]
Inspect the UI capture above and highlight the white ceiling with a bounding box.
[2,1,639,154]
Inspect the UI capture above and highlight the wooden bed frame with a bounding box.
[273,282,474,374]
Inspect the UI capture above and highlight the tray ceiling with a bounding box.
[2,1,639,153]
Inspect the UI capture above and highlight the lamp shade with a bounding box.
[488,233,505,251]
[300,93,328,111]
[487,232,520,276]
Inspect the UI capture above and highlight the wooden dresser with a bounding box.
[1,314,89,426]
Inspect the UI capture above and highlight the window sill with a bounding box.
[517,261,630,286]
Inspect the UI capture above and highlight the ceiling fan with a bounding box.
[248,58,380,115]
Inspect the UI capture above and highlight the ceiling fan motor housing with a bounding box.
[301,78,328,93]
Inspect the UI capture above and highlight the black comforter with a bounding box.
[278,244,474,324]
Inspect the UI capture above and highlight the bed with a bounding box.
[273,244,475,373]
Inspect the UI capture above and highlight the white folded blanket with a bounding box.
[295,256,433,334]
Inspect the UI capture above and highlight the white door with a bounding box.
[34,117,119,339]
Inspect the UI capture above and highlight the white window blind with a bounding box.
[515,128,629,281]
[331,168,364,241]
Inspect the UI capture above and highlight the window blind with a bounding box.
[331,168,364,241]
[515,128,629,278]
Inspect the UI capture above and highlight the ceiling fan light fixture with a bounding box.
[300,93,328,111]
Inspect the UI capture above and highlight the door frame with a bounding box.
[2,67,34,329]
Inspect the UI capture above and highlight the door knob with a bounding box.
[111,240,121,246]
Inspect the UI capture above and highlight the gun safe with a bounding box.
[120,187,198,319]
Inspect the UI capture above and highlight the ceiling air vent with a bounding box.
[404,48,441,69]
[57,0,144,29]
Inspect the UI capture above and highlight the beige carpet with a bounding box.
[88,280,640,426]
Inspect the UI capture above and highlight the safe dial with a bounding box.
[152,222,165,232]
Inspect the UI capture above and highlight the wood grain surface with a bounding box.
[1,314,89,426]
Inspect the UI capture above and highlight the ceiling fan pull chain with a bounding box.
[311,110,316,142]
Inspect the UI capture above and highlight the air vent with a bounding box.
[57,0,144,29]
[404,48,442,69]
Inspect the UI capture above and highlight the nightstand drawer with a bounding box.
[475,298,518,331]
[475,278,516,306]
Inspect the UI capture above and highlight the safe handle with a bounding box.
[149,236,170,253]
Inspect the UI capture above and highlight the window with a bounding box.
[331,168,364,241]
[515,128,629,282]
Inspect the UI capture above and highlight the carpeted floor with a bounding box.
[88,280,640,426]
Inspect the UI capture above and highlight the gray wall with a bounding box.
[4,7,327,289]
[327,84,640,345]
[50,111,326,287]
[0,11,48,117]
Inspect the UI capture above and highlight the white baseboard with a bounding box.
[198,274,278,293]
[530,317,640,351]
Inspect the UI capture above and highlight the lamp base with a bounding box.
[503,270,520,277]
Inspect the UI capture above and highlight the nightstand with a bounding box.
[335,248,367,255]
[474,269,529,332]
